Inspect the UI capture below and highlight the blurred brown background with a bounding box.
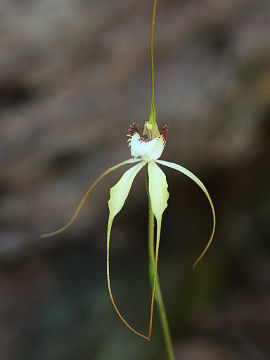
[0,0,270,359]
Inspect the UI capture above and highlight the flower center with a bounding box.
[127,123,168,161]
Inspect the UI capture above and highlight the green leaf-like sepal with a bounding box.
[147,161,169,338]
[157,159,216,268]
[106,160,148,340]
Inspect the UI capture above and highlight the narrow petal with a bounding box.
[107,161,149,340]
[147,161,169,339]
[148,161,169,224]
[41,158,141,238]
[157,159,216,268]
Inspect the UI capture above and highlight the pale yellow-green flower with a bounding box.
[42,121,216,341]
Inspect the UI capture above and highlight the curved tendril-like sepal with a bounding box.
[157,159,216,268]
[41,158,141,238]
[107,161,148,340]
[147,161,169,339]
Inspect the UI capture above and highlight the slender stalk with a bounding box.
[146,168,175,360]
[146,3,175,356]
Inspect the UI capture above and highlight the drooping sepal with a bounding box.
[106,160,148,340]
[157,159,216,268]
[108,161,146,220]
[148,161,169,223]
[41,158,142,238]
[146,161,169,339]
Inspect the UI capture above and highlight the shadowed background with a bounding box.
[0,0,270,359]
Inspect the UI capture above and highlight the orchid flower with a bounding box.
[42,121,215,340]
[42,0,216,350]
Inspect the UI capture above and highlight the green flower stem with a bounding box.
[146,168,175,360]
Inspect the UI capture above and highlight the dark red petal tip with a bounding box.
[161,125,169,142]
[128,122,140,136]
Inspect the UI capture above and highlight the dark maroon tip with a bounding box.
[128,122,140,136]
[161,125,169,142]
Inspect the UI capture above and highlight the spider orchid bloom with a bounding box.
[41,0,216,351]
[42,121,216,341]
